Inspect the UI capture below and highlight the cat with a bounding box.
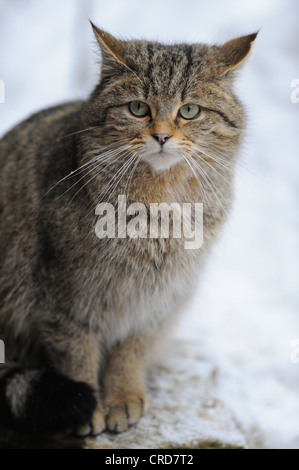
[0,22,257,436]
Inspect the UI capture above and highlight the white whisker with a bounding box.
[62,126,97,138]
[186,152,227,216]
[193,147,232,186]
[181,153,208,209]
[198,141,258,177]
[81,151,138,221]
[124,153,142,196]
[43,143,131,199]
[103,153,138,204]
[65,149,132,208]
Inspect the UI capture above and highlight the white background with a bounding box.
[0,0,298,448]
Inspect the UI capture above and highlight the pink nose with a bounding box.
[153,133,170,146]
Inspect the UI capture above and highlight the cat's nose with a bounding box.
[153,133,170,146]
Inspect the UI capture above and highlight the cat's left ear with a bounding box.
[211,32,258,77]
[90,21,128,71]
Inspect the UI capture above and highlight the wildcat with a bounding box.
[0,22,257,436]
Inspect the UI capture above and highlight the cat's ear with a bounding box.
[90,21,128,72]
[211,32,258,77]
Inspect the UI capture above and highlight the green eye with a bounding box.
[129,101,150,117]
[179,104,201,120]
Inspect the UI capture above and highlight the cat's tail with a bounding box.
[0,363,97,434]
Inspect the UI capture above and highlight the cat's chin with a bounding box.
[142,151,182,172]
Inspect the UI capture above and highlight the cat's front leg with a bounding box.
[41,319,105,436]
[103,335,149,433]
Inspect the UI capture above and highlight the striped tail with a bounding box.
[0,364,96,434]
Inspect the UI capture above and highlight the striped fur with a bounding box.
[0,25,257,435]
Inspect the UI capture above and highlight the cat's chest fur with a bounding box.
[69,225,205,346]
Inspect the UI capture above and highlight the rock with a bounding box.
[0,339,260,449]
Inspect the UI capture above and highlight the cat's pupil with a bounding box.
[179,104,200,120]
[129,101,149,117]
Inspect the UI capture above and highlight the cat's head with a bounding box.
[82,24,257,175]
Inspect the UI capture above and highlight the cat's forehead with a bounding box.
[96,28,257,106]
[125,41,211,99]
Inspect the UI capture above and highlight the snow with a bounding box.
[0,0,298,449]
[85,340,254,449]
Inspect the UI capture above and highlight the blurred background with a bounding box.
[0,0,298,448]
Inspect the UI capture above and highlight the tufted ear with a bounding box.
[211,32,258,77]
[90,21,128,71]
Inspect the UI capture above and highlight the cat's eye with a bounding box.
[129,101,150,118]
[179,104,201,120]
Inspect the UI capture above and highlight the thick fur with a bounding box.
[0,26,256,435]
[0,366,96,433]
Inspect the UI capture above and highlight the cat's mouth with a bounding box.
[141,149,182,172]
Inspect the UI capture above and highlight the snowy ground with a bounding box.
[0,0,298,449]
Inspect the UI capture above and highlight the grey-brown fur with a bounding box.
[0,24,257,435]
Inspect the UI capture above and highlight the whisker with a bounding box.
[83,139,130,156]
[81,152,138,221]
[194,145,235,174]
[181,153,208,209]
[186,152,227,216]
[62,126,97,139]
[42,143,131,199]
[65,149,132,208]
[104,153,139,204]
[193,148,232,187]
[198,141,257,177]
[55,148,130,202]
[124,153,142,196]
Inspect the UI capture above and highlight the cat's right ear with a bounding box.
[90,21,128,76]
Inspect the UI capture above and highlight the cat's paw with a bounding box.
[72,402,105,437]
[104,393,148,433]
